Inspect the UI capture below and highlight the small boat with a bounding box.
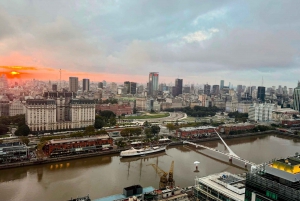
[120,146,166,157]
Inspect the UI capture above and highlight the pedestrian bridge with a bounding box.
[183,129,257,169]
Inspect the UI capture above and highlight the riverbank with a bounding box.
[0,130,283,170]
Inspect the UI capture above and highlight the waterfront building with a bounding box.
[257,86,265,102]
[220,80,224,89]
[281,119,300,127]
[245,155,300,201]
[82,78,90,92]
[248,103,274,122]
[194,172,246,201]
[42,135,113,157]
[272,107,299,122]
[148,72,159,96]
[293,81,300,112]
[218,123,255,135]
[0,142,29,163]
[69,77,79,93]
[176,126,216,138]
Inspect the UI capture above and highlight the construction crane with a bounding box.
[148,161,175,189]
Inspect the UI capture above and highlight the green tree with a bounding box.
[96,129,108,135]
[20,136,30,145]
[11,114,25,126]
[143,121,150,127]
[14,125,30,136]
[94,117,105,129]
[109,116,117,126]
[166,123,176,132]
[151,125,160,135]
[0,124,9,135]
[85,125,95,134]
[0,117,10,125]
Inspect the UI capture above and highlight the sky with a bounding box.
[0,0,300,88]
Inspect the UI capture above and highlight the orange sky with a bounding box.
[0,66,148,83]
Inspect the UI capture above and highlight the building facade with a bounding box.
[293,81,300,112]
[25,96,95,132]
[248,103,274,122]
[148,72,159,96]
[96,104,133,116]
[69,77,79,92]
[257,86,266,102]
[82,78,90,92]
[174,78,183,97]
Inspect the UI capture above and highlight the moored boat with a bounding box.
[120,146,166,157]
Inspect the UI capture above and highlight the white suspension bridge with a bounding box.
[183,129,259,169]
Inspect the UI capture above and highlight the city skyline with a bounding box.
[0,1,300,87]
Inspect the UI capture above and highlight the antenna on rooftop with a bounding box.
[59,69,62,91]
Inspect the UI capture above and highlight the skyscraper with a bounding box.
[98,82,103,89]
[220,80,224,89]
[83,78,90,92]
[69,77,78,92]
[124,81,130,94]
[174,78,183,96]
[148,72,159,96]
[212,85,220,95]
[204,84,211,95]
[257,86,266,102]
[293,82,300,112]
[130,82,137,94]
[237,85,243,94]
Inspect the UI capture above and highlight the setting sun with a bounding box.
[10,71,20,75]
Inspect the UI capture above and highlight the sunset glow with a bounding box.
[10,71,20,75]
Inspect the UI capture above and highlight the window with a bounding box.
[266,190,277,200]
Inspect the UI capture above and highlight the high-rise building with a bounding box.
[293,82,300,112]
[148,72,159,96]
[69,77,78,93]
[220,80,224,89]
[82,79,90,92]
[237,85,243,94]
[204,84,211,95]
[257,86,266,102]
[212,85,220,95]
[248,103,274,122]
[102,80,107,87]
[52,84,58,92]
[124,81,130,94]
[245,155,300,201]
[174,78,183,96]
[98,82,103,89]
[130,82,137,95]
[0,74,8,89]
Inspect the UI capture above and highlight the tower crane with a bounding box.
[148,161,175,189]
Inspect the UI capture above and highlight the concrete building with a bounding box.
[220,80,224,89]
[96,104,132,116]
[194,172,246,201]
[219,123,255,135]
[25,92,95,132]
[82,78,90,92]
[257,86,266,102]
[9,100,25,116]
[69,77,78,93]
[272,107,299,122]
[248,103,274,122]
[174,78,183,97]
[293,81,300,112]
[212,85,220,95]
[52,84,58,92]
[135,97,147,111]
[98,82,103,89]
[204,84,211,95]
[148,72,159,96]
[130,82,137,95]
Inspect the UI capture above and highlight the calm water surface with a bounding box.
[1,134,300,201]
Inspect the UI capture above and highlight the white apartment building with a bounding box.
[25,98,95,132]
[9,100,26,116]
[248,103,274,122]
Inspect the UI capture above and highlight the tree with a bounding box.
[85,125,95,134]
[109,116,117,126]
[151,125,160,135]
[11,114,25,126]
[0,117,10,125]
[166,123,176,132]
[99,110,116,119]
[14,124,30,136]
[94,117,105,129]
[143,121,150,127]
[20,136,30,145]
[0,124,9,135]
[96,129,108,135]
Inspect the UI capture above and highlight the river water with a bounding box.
[1,134,300,201]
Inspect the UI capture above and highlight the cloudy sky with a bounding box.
[0,0,299,88]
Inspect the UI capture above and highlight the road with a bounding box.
[146,112,186,123]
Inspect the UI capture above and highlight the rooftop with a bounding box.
[48,135,110,144]
[196,172,246,200]
[179,126,216,132]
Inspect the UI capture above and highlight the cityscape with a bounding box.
[1,1,300,201]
